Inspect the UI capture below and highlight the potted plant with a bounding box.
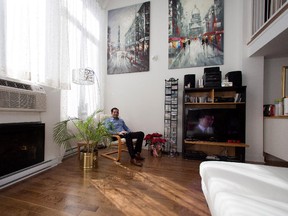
[53,110,111,169]
[144,133,166,157]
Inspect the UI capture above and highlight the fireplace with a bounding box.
[0,122,45,177]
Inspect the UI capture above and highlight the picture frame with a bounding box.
[107,2,150,74]
[168,0,224,69]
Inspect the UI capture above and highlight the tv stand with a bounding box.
[182,86,247,162]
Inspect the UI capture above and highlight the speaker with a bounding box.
[184,74,195,88]
[225,71,242,87]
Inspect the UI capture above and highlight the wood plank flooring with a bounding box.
[0,149,211,216]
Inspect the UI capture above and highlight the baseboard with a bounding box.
[264,152,288,167]
[0,158,59,189]
[63,146,78,159]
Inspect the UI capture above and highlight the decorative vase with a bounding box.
[80,150,98,169]
[151,143,162,157]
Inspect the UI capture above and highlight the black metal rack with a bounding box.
[164,78,178,154]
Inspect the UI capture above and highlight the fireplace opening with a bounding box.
[0,122,45,177]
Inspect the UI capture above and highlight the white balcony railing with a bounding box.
[247,0,288,57]
[251,0,287,37]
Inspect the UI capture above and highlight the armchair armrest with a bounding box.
[101,134,127,162]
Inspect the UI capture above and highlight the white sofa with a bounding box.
[200,161,288,216]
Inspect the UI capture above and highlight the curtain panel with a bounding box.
[0,0,105,118]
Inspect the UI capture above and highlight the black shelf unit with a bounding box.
[182,86,247,162]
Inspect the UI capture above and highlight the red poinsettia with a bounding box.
[144,132,163,141]
[144,133,166,157]
[152,137,166,144]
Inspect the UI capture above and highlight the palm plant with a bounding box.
[53,110,111,153]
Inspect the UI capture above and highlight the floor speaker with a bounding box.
[184,74,195,88]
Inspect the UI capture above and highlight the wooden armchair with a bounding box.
[100,135,128,162]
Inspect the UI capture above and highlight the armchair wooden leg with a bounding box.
[101,135,127,162]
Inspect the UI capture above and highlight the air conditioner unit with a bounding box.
[0,77,46,112]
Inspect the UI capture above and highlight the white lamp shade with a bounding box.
[72,68,95,85]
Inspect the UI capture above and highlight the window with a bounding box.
[0,0,105,118]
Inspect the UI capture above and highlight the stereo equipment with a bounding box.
[225,71,242,87]
[204,67,220,73]
[184,74,195,88]
[203,67,221,87]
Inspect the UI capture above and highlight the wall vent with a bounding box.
[0,78,46,112]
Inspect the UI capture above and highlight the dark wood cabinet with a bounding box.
[182,86,248,162]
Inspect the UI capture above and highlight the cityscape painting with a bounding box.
[107,2,150,74]
[168,0,224,69]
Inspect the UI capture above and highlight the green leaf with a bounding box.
[53,110,111,153]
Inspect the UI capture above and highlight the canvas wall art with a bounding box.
[168,0,224,69]
[107,2,150,75]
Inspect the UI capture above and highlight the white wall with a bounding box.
[242,55,264,162]
[103,0,265,160]
[264,57,288,104]
[264,118,288,161]
[263,57,288,162]
[40,86,62,161]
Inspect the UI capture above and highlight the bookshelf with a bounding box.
[182,86,247,162]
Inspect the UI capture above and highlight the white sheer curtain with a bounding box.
[0,0,70,89]
[0,0,105,119]
[62,0,105,119]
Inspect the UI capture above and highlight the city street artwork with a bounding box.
[107,2,150,74]
[168,0,224,69]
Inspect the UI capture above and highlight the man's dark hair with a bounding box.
[198,110,213,119]
[111,107,119,113]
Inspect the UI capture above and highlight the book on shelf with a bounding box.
[234,93,242,102]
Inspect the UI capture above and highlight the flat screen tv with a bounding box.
[185,108,245,142]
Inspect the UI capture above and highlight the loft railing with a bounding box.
[249,0,288,44]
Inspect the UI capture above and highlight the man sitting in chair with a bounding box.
[105,107,145,167]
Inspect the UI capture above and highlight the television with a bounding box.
[0,122,45,177]
[185,108,245,142]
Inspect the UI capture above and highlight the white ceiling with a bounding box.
[254,27,288,59]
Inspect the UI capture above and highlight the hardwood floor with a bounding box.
[0,149,211,216]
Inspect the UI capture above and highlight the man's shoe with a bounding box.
[130,158,143,167]
[135,153,145,161]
